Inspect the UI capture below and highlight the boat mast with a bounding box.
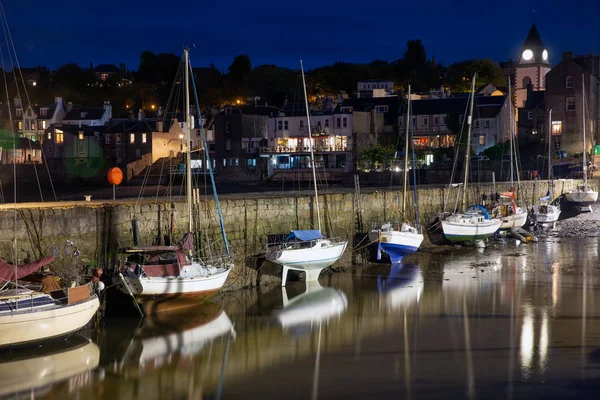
[508,77,514,186]
[548,109,553,191]
[300,60,321,232]
[184,48,193,233]
[582,73,587,186]
[461,74,477,211]
[402,85,411,215]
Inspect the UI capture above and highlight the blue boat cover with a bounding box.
[466,204,491,220]
[285,230,324,241]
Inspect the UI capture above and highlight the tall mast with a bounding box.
[548,109,552,189]
[184,49,193,233]
[300,60,321,232]
[582,73,587,186]
[508,77,514,186]
[461,74,477,211]
[402,85,411,215]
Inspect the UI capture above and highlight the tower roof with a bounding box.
[519,24,549,65]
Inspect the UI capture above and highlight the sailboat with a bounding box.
[265,61,347,286]
[442,74,502,244]
[489,78,528,230]
[531,109,561,226]
[368,85,424,263]
[564,73,598,211]
[0,7,99,346]
[119,49,233,299]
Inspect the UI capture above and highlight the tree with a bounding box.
[359,144,396,171]
[445,59,507,92]
[227,55,252,83]
[393,40,432,91]
[248,65,297,107]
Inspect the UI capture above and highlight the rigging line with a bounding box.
[0,5,44,202]
[189,59,230,258]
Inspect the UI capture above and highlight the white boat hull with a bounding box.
[442,215,502,243]
[267,240,347,286]
[565,190,598,206]
[498,210,528,230]
[368,229,423,262]
[0,296,99,347]
[121,268,231,297]
[532,205,561,224]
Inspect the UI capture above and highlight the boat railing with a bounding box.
[197,254,234,269]
[266,237,346,251]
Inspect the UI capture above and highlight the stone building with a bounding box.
[514,24,551,108]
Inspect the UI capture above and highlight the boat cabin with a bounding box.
[123,247,191,278]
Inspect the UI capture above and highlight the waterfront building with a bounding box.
[514,24,551,109]
[18,97,66,143]
[0,137,42,164]
[357,80,395,98]
[61,101,112,127]
[545,52,600,155]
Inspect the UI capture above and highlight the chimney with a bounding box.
[138,109,144,121]
[128,109,135,121]
[563,52,574,62]
[157,119,163,132]
[157,107,163,117]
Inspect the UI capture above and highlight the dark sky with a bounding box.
[4,0,599,72]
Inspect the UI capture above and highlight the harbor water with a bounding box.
[3,235,600,399]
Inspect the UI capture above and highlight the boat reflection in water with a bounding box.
[121,299,234,371]
[0,335,99,398]
[376,263,422,310]
[275,281,348,333]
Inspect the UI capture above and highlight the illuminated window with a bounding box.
[566,76,573,88]
[566,97,576,111]
[130,133,135,143]
[78,132,84,140]
[31,122,36,130]
[479,135,485,146]
[41,121,46,129]
[101,73,109,81]
[47,131,51,140]
[18,121,22,130]
[55,132,64,144]
[551,121,562,135]
[142,133,147,143]
[116,134,121,144]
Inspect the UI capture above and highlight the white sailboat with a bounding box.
[442,74,502,244]
[564,73,598,211]
[532,109,561,226]
[120,49,233,299]
[489,77,528,230]
[369,84,424,263]
[265,61,347,286]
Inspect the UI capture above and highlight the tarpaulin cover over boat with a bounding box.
[285,230,324,242]
[0,255,56,282]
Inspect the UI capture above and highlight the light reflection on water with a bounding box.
[20,238,600,398]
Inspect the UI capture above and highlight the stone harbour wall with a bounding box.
[0,179,591,290]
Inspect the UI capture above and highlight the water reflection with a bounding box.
[0,335,98,398]
[377,263,422,311]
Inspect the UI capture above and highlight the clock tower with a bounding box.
[515,24,551,108]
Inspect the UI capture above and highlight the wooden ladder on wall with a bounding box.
[354,174,364,233]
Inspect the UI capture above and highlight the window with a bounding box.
[235,158,239,167]
[299,120,304,131]
[412,117,416,127]
[16,109,22,117]
[340,106,353,113]
[284,120,288,130]
[325,119,329,127]
[142,133,147,143]
[475,120,480,128]
[41,121,46,129]
[100,73,109,81]
[27,109,32,117]
[116,134,122,144]
[442,116,448,125]
[229,158,234,167]
[479,135,485,146]
[247,158,256,169]
[566,76,573,88]
[225,122,232,133]
[277,120,282,130]
[31,122,36,130]
[129,133,135,143]
[226,139,231,151]
[55,132,64,144]
[433,116,439,126]
[343,117,347,127]
[78,132,84,140]
[336,118,341,128]
[18,121,22,130]
[552,121,562,135]
[422,117,428,128]
[484,120,490,128]
[522,76,532,88]
[527,111,533,120]
[47,131,51,140]
[25,120,29,130]
[375,105,388,113]
[566,97,576,111]
[40,108,48,117]
[222,159,227,168]
[94,132,100,141]
[105,134,111,144]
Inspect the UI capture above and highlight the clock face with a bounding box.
[542,49,548,61]
[522,49,533,61]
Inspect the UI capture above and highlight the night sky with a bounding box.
[4,0,599,71]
